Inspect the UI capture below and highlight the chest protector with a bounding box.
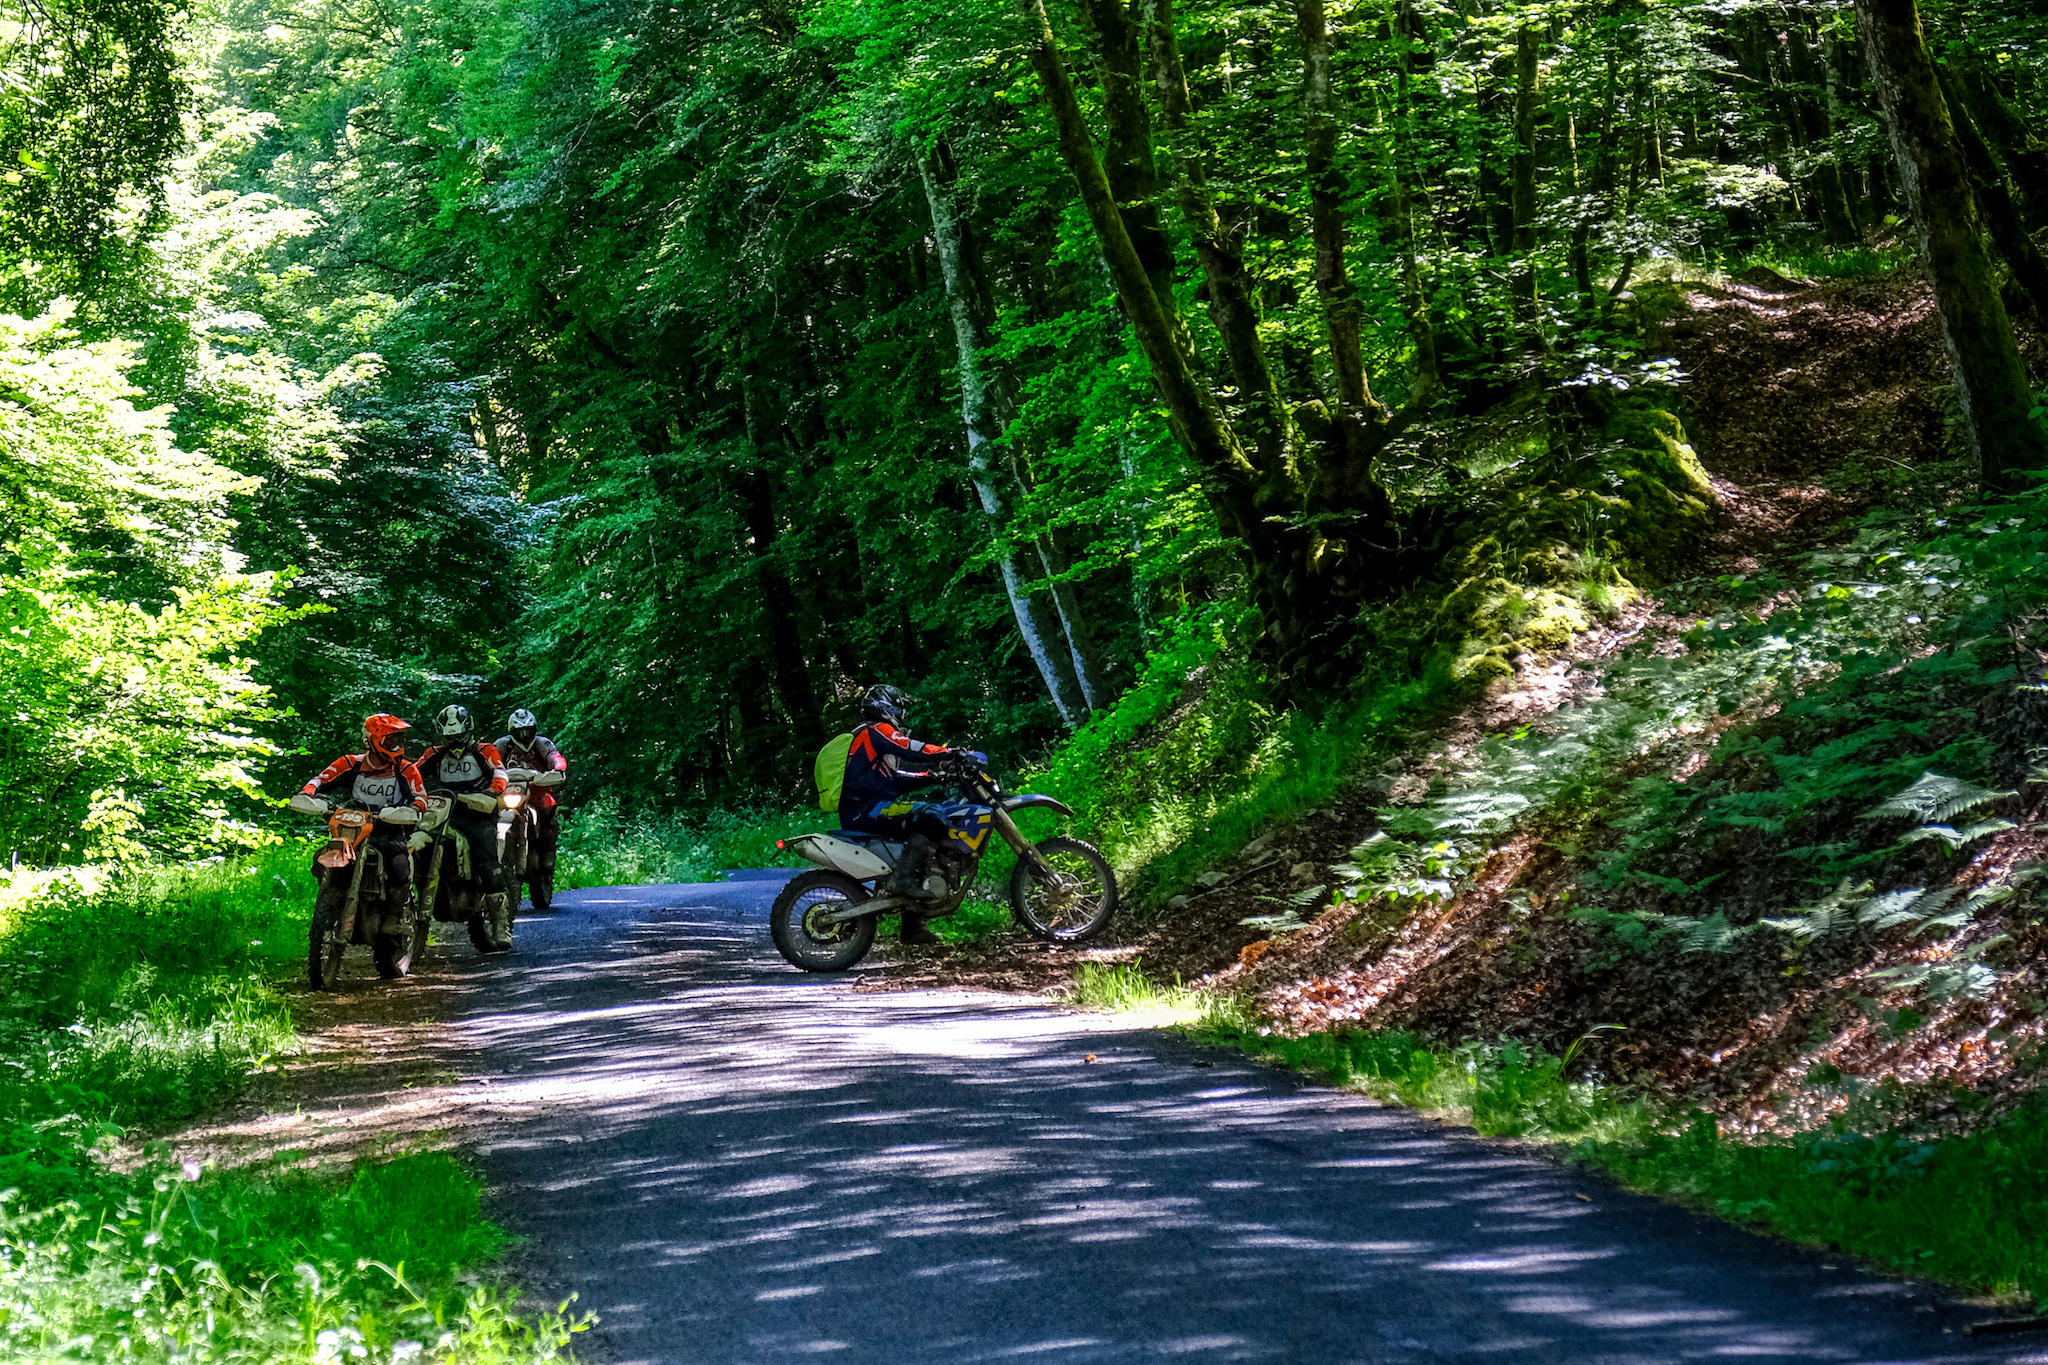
[351,769,403,808]
[436,749,489,791]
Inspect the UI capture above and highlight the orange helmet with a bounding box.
[363,713,411,764]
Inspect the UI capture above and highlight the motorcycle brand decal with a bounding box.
[438,751,486,786]
[351,770,402,807]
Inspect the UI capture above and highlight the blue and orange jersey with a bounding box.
[839,721,947,819]
[418,742,510,796]
[303,753,428,809]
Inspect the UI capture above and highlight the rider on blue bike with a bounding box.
[841,685,984,946]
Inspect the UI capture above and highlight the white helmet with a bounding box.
[508,708,538,747]
[436,703,475,746]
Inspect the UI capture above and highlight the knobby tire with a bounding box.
[1010,836,1118,943]
[770,870,878,972]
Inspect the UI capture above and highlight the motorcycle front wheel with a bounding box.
[308,876,349,991]
[770,870,878,972]
[1010,836,1118,943]
[530,861,554,912]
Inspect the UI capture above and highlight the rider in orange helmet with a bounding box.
[299,714,428,907]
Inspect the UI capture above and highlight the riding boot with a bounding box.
[898,912,942,946]
[888,834,934,900]
[485,891,513,949]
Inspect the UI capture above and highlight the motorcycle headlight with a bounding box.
[502,791,524,809]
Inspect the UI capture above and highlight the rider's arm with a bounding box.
[540,738,567,773]
[478,743,509,795]
[397,758,429,808]
[305,753,359,797]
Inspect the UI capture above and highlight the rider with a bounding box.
[416,704,513,948]
[839,685,983,947]
[495,707,567,889]
[295,714,428,908]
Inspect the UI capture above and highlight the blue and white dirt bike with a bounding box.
[770,751,1117,972]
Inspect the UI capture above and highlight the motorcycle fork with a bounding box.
[421,839,449,920]
[337,845,370,944]
[990,806,1054,876]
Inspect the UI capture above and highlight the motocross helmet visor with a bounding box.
[436,703,475,750]
[363,713,411,761]
[509,708,538,748]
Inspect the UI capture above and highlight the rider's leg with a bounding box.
[451,807,511,945]
[896,808,955,945]
[537,804,559,869]
[373,834,415,910]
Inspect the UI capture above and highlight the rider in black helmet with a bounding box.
[839,685,978,947]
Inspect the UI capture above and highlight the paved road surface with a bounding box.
[448,880,2035,1365]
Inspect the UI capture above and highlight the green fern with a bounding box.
[1863,771,2014,825]
[1866,935,2010,1002]
[1760,879,1871,940]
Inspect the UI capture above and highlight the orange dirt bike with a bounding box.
[414,787,514,953]
[770,751,1116,972]
[501,766,564,910]
[290,793,424,990]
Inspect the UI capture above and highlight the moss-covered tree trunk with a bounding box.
[1855,0,2047,490]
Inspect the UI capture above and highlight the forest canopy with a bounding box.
[0,0,2044,863]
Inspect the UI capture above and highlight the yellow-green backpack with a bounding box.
[814,733,854,812]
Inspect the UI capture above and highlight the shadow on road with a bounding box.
[449,882,2021,1365]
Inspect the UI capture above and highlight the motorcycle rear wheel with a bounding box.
[531,866,553,912]
[1010,836,1118,943]
[770,870,877,972]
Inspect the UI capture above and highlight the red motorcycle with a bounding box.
[502,766,564,910]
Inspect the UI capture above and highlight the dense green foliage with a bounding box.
[2,0,2042,861]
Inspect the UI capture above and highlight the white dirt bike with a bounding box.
[769,751,1116,972]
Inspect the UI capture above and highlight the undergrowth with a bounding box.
[0,848,584,1362]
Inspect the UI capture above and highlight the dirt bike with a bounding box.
[501,766,564,910]
[769,751,1116,972]
[291,794,423,990]
[415,787,515,953]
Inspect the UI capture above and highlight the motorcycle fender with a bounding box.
[791,834,890,880]
[999,793,1077,819]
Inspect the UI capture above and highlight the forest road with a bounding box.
[455,879,2030,1365]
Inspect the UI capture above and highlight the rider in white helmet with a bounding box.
[417,703,513,948]
[496,708,568,885]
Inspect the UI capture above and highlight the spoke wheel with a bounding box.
[308,874,349,991]
[1010,836,1118,943]
[769,870,877,972]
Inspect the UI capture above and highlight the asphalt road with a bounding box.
[449,879,2040,1365]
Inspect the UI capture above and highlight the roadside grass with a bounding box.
[0,847,587,1361]
[1195,1013,2048,1309]
[555,794,809,888]
[1,1151,584,1363]
[1067,961,1202,1024]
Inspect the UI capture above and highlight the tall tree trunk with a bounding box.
[1015,0,1256,524]
[1295,0,1382,426]
[740,372,825,753]
[1139,0,1297,476]
[1017,0,1358,678]
[1784,11,1860,244]
[1936,63,2048,322]
[1511,22,1542,340]
[918,151,1092,726]
[1953,65,2048,231]
[1855,0,2048,490]
[1076,0,1183,340]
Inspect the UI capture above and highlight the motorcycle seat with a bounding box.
[830,830,875,842]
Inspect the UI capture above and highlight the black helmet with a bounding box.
[860,684,908,728]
